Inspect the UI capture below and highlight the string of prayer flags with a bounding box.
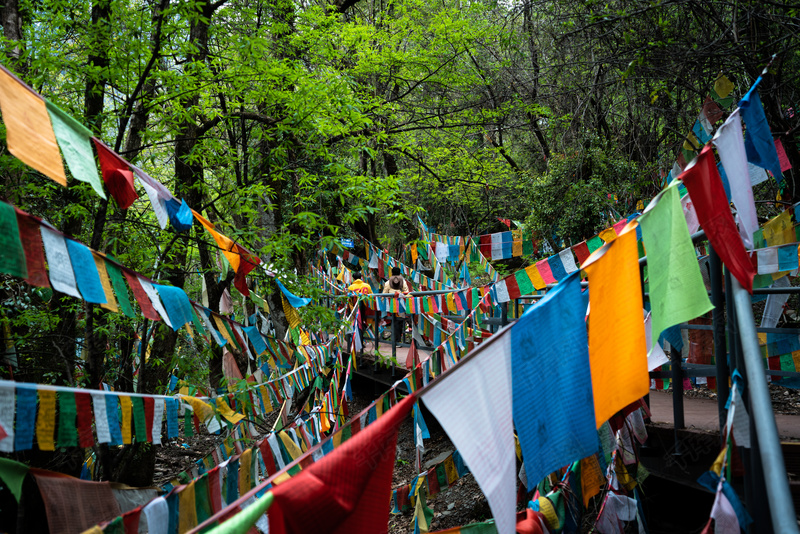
[422,333,516,534]
[713,109,759,248]
[92,139,139,209]
[680,145,756,293]
[45,101,106,199]
[266,395,415,534]
[511,272,598,491]
[639,179,714,350]
[582,222,649,428]
[0,66,67,186]
[738,77,784,184]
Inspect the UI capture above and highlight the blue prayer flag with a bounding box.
[15,387,37,451]
[739,78,784,183]
[155,284,194,331]
[511,271,597,490]
[275,280,312,308]
[64,240,107,304]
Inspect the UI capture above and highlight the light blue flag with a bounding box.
[154,284,193,331]
[64,240,107,304]
[511,271,597,490]
[275,279,312,308]
[243,325,267,355]
[739,77,784,183]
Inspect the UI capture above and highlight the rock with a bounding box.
[448,502,455,510]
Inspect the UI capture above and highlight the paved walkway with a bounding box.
[648,390,800,440]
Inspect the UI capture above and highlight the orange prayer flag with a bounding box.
[582,222,649,428]
[0,68,66,185]
[191,209,241,271]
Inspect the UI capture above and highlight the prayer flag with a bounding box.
[680,145,755,293]
[422,332,516,534]
[267,395,414,534]
[738,77,783,183]
[155,284,194,331]
[45,101,105,198]
[0,67,66,185]
[104,259,135,318]
[64,239,107,304]
[92,252,119,313]
[37,389,57,451]
[15,209,49,287]
[511,272,597,491]
[0,202,27,279]
[639,180,713,350]
[40,227,81,298]
[582,223,649,427]
[93,140,139,209]
[0,384,15,452]
[535,259,555,285]
[713,109,759,248]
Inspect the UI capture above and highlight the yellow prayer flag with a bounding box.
[273,472,293,485]
[580,455,605,507]
[512,230,523,257]
[683,132,700,151]
[332,429,343,448]
[93,253,119,313]
[36,389,56,451]
[446,293,456,313]
[182,396,215,424]
[212,316,237,347]
[538,497,560,531]
[278,431,304,461]
[763,210,793,246]
[375,396,384,418]
[525,265,546,290]
[120,395,132,444]
[215,396,245,424]
[0,68,67,186]
[223,437,234,458]
[715,74,734,99]
[178,481,198,532]
[711,447,728,476]
[281,296,301,330]
[597,227,617,243]
[444,456,459,485]
[259,385,273,414]
[583,222,649,428]
[239,448,252,495]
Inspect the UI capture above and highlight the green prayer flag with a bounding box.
[586,235,604,253]
[436,463,447,488]
[104,259,136,318]
[515,269,534,296]
[191,307,207,337]
[104,516,124,534]
[639,181,713,350]
[184,410,194,437]
[0,202,27,279]
[195,474,213,523]
[0,457,29,502]
[202,492,273,534]
[45,101,106,199]
[57,391,78,447]
[132,396,148,443]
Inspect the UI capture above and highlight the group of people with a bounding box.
[346,267,411,354]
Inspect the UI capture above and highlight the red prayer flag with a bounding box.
[75,392,94,448]
[233,244,261,296]
[122,507,142,534]
[258,441,279,477]
[572,242,591,266]
[144,397,154,442]
[122,271,161,321]
[406,340,420,371]
[681,145,755,293]
[479,235,492,258]
[267,394,415,534]
[92,139,139,209]
[504,275,521,299]
[702,96,723,124]
[15,210,50,288]
[208,467,222,512]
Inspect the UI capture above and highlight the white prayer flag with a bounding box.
[422,332,516,534]
[40,226,82,298]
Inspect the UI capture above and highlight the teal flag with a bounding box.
[639,181,713,349]
[46,101,106,199]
